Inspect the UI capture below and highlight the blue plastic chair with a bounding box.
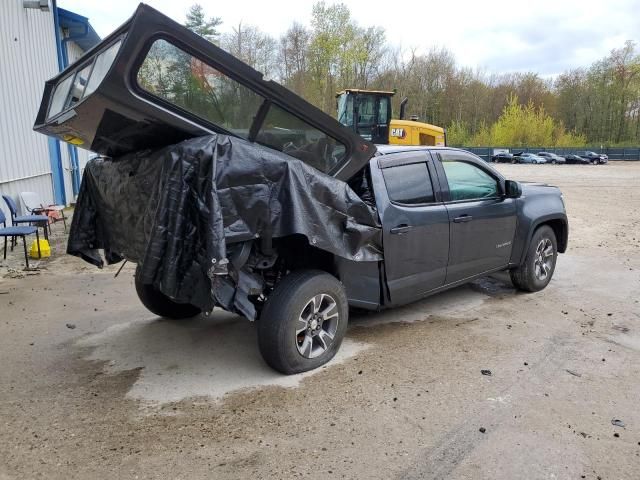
[0,208,41,269]
[2,195,50,240]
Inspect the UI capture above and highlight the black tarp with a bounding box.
[68,134,382,317]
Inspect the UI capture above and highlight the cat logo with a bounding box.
[390,128,406,139]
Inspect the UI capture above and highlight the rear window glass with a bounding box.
[382,162,434,204]
[137,39,262,137]
[256,104,346,173]
[137,39,347,174]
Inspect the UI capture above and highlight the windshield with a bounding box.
[357,95,377,127]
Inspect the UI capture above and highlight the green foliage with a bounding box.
[463,95,587,147]
[446,120,471,146]
[553,124,587,147]
[489,95,554,146]
[185,4,222,43]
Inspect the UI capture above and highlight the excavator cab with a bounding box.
[336,88,446,147]
[336,89,392,144]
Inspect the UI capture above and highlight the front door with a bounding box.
[435,151,517,284]
[371,152,449,306]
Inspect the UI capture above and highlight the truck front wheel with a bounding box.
[257,270,348,374]
[510,225,558,292]
[134,266,201,319]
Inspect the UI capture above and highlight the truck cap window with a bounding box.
[137,39,346,174]
[382,162,435,205]
[256,104,346,173]
[137,39,262,137]
[441,160,499,201]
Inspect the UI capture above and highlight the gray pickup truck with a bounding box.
[34,4,568,374]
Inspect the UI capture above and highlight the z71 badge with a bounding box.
[390,128,406,138]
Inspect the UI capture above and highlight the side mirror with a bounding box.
[505,180,522,199]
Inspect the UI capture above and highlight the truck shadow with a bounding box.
[351,273,516,328]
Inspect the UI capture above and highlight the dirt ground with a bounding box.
[1,162,639,480]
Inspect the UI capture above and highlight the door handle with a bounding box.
[390,225,413,234]
[453,215,473,223]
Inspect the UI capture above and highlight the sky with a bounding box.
[58,0,640,77]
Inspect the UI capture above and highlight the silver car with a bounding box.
[537,152,566,164]
[518,153,547,164]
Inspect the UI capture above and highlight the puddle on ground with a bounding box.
[75,268,532,405]
[77,312,367,405]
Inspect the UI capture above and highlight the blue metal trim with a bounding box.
[66,144,81,196]
[47,0,66,205]
[51,2,64,70]
[58,8,101,51]
[47,137,66,205]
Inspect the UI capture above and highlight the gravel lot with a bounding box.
[1,162,639,479]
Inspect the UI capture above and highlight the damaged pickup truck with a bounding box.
[34,4,568,374]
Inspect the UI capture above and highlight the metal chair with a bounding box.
[2,195,50,240]
[20,191,67,233]
[0,208,41,269]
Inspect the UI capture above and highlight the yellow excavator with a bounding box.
[336,89,446,146]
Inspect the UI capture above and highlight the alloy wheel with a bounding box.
[533,238,554,281]
[295,294,340,359]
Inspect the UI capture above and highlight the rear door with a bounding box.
[370,151,449,306]
[434,150,517,284]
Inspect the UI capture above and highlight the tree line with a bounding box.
[185,3,640,147]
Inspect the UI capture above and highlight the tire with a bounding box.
[134,266,201,319]
[591,159,598,165]
[510,225,558,292]
[257,270,348,374]
[551,160,557,164]
[511,158,517,164]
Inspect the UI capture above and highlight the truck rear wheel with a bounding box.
[510,226,558,292]
[257,270,348,374]
[134,266,201,319]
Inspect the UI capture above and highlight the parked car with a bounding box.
[492,152,515,163]
[33,4,570,374]
[517,153,547,164]
[576,151,608,165]
[564,154,590,164]
[537,152,566,164]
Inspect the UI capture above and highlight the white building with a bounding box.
[0,0,99,220]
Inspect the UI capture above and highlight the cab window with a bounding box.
[441,158,499,201]
[382,162,435,205]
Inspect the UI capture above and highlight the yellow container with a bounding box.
[30,239,51,258]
